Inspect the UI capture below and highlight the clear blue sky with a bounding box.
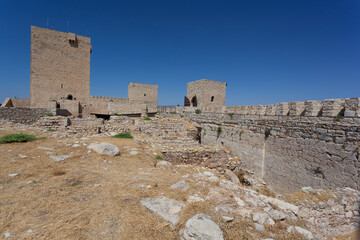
[1,0,359,106]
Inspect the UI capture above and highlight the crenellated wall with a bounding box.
[226,98,360,117]
[186,97,360,193]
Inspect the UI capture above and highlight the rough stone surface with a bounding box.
[140,197,185,226]
[156,160,172,169]
[87,142,120,156]
[50,155,70,162]
[181,214,224,240]
[171,180,189,191]
[224,169,240,184]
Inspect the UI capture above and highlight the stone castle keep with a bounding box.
[2,26,158,116]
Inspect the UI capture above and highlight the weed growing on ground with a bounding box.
[47,129,56,132]
[0,133,37,144]
[143,117,151,121]
[195,109,201,114]
[170,111,177,114]
[155,155,163,160]
[112,132,133,139]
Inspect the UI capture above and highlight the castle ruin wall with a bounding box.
[187,98,360,193]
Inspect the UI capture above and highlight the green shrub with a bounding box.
[112,132,133,139]
[47,129,56,132]
[228,112,235,119]
[217,127,222,135]
[265,129,271,139]
[180,115,184,118]
[113,113,123,116]
[46,112,54,117]
[0,133,38,144]
[155,155,163,160]
[195,109,201,114]
[170,111,177,114]
[143,116,151,121]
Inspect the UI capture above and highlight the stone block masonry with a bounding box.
[0,107,53,124]
[187,100,360,193]
[30,26,91,108]
[226,97,360,117]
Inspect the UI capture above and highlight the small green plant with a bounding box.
[143,116,151,121]
[180,115,184,118]
[265,129,271,139]
[155,155,163,160]
[170,111,177,114]
[217,126,222,133]
[71,182,80,187]
[112,132,133,139]
[113,113,123,116]
[195,109,201,114]
[336,114,344,122]
[228,112,235,119]
[47,129,56,132]
[0,133,38,144]
[46,112,54,117]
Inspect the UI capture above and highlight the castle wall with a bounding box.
[187,98,360,193]
[128,83,158,106]
[1,98,30,108]
[0,107,53,124]
[30,26,91,108]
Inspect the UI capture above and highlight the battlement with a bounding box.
[90,96,129,102]
[226,98,360,117]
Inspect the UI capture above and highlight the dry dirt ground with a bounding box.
[0,127,356,240]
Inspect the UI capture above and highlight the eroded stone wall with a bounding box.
[187,105,360,193]
[0,107,53,124]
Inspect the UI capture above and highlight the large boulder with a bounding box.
[140,197,185,226]
[181,214,224,240]
[87,142,120,156]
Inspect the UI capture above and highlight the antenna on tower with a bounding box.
[46,17,49,28]
[52,24,55,30]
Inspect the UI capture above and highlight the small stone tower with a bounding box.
[185,79,227,108]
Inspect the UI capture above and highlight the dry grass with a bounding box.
[0,127,319,239]
[255,185,277,198]
[284,189,337,205]
[327,229,360,240]
[52,168,66,176]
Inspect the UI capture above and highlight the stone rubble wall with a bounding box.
[157,106,185,113]
[35,115,133,135]
[0,107,54,124]
[187,111,360,193]
[226,98,360,117]
[162,149,233,171]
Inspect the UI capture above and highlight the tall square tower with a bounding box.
[30,26,92,108]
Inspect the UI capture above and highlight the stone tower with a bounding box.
[186,79,227,108]
[30,26,92,108]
